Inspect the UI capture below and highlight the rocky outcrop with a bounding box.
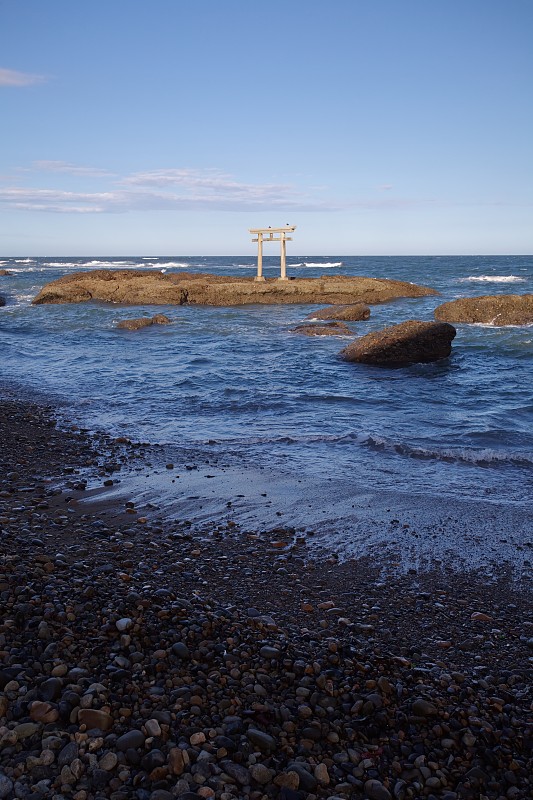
[0,269,11,276]
[306,303,371,321]
[340,320,456,366]
[0,296,6,307]
[434,294,533,326]
[32,269,437,307]
[292,321,353,336]
[116,314,172,331]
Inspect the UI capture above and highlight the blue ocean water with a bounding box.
[1,255,533,548]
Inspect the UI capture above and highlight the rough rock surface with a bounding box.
[292,321,353,336]
[434,293,533,326]
[32,269,437,307]
[306,303,371,321]
[0,269,11,276]
[341,320,456,365]
[116,313,172,331]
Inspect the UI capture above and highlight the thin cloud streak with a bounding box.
[0,67,46,87]
[0,162,438,214]
[31,161,115,177]
[0,185,336,213]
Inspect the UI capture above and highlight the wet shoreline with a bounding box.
[0,392,532,798]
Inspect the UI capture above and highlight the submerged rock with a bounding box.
[341,320,456,365]
[0,296,5,307]
[292,321,353,336]
[116,314,172,331]
[32,269,437,307]
[434,293,533,325]
[306,302,371,321]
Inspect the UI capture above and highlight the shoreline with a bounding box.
[1,391,532,798]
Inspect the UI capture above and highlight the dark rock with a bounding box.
[220,760,251,785]
[141,749,166,771]
[412,698,438,717]
[116,729,146,751]
[58,742,79,767]
[341,320,456,366]
[287,763,318,792]
[306,302,371,321]
[38,677,62,701]
[116,314,172,331]
[434,294,533,326]
[171,642,190,659]
[292,321,353,336]
[247,727,277,752]
[78,708,113,731]
[90,768,111,789]
[0,296,5,307]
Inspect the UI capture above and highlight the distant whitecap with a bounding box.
[458,275,526,283]
[303,261,343,268]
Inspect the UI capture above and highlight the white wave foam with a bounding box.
[362,435,533,467]
[202,430,533,467]
[45,261,84,267]
[153,261,189,268]
[8,267,46,273]
[458,275,526,283]
[303,261,343,268]
[15,259,34,263]
[80,260,134,267]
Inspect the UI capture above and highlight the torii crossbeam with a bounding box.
[249,225,297,281]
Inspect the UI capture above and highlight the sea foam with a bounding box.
[458,275,526,283]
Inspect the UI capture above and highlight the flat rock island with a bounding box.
[32,269,437,307]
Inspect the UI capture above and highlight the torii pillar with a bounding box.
[249,225,297,281]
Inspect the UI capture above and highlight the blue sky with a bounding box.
[1,0,531,255]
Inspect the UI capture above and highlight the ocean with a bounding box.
[1,255,532,575]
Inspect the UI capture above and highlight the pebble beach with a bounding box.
[0,396,531,800]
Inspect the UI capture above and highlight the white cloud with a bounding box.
[0,67,46,87]
[31,161,114,177]
[0,165,339,213]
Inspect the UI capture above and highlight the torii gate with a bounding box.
[249,225,297,281]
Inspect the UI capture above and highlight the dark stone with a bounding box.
[141,749,166,771]
[220,760,251,785]
[341,320,456,366]
[90,768,111,789]
[58,741,79,767]
[287,763,318,792]
[292,321,353,336]
[116,730,146,751]
[280,790,305,800]
[171,642,190,659]
[435,293,533,326]
[39,677,63,701]
[246,727,277,752]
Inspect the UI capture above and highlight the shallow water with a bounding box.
[1,254,532,571]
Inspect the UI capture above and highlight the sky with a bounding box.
[0,0,532,256]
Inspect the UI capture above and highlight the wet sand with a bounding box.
[0,393,531,799]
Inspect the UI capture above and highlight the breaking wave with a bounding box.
[303,261,343,268]
[458,275,526,283]
[201,430,533,467]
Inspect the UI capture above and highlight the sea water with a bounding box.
[1,255,532,572]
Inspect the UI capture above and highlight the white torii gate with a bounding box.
[249,225,297,281]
